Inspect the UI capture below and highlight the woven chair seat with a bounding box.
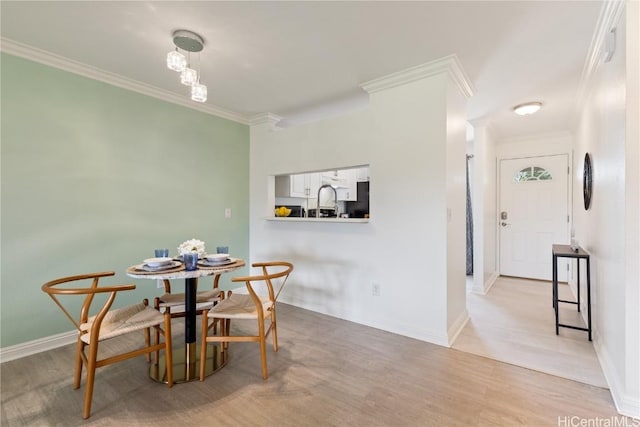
[80,303,165,343]
[158,289,221,306]
[159,301,216,315]
[208,293,272,320]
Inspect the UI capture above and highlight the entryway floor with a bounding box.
[453,276,608,388]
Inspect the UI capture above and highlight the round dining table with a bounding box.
[127,258,245,382]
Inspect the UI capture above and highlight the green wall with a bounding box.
[0,53,250,348]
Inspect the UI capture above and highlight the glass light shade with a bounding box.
[513,102,542,115]
[180,67,198,86]
[166,50,186,72]
[191,83,208,103]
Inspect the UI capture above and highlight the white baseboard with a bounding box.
[471,271,498,295]
[483,272,499,293]
[594,338,640,419]
[0,330,76,363]
[447,308,470,347]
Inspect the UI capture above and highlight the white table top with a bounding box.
[126,259,245,280]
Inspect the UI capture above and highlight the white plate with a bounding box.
[205,253,229,262]
[199,258,235,267]
[140,260,181,271]
[143,257,173,267]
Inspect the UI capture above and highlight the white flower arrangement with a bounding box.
[177,238,206,256]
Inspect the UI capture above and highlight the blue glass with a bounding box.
[155,248,169,257]
[216,246,229,254]
[183,252,198,271]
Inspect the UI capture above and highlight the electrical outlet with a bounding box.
[156,279,164,289]
[372,283,381,296]
[225,208,232,218]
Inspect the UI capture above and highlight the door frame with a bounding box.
[496,150,574,282]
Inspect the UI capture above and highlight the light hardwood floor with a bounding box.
[454,276,607,388]
[1,303,619,426]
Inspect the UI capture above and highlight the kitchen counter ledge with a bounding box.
[266,217,369,223]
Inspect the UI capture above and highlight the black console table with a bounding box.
[552,244,592,341]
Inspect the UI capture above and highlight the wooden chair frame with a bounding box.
[42,271,173,419]
[199,261,293,380]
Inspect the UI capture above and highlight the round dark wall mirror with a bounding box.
[583,153,593,210]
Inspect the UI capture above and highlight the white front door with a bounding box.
[499,154,569,281]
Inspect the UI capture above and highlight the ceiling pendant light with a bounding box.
[167,29,208,103]
[191,80,208,103]
[513,102,542,115]
[166,48,186,72]
[180,66,198,86]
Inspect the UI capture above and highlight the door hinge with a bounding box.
[567,166,570,174]
[567,215,570,223]
[567,264,570,272]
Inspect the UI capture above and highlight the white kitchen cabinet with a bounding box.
[356,166,369,182]
[275,173,320,199]
[275,166,364,201]
[290,174,308,198]
[336,169,357,201]
[306,173,321,199]
[275,174,306,198]
[318,169,357,201]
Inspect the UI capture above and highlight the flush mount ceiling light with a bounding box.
[513,102,542,115]
[166,29,207,103]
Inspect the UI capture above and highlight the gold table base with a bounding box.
[150,342,227,383]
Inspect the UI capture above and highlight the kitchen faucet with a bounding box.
[317,184,338,218]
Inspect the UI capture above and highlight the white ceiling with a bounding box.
[0,1,603,140]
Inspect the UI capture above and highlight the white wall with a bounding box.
[446,83,470,337]
[496,132,573,159]
[573,2,639,418]
[249,59,471,346]
[470,123,498,293]
[623,0,640,415]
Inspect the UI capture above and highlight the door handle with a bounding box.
[501,222,510,227]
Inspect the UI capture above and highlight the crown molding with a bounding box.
[249,112,283,129]
[575,0,625,109]
[467,118,499,142]
[360,54,474,99]
[0,37,250,125]
[468,117,490,128]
